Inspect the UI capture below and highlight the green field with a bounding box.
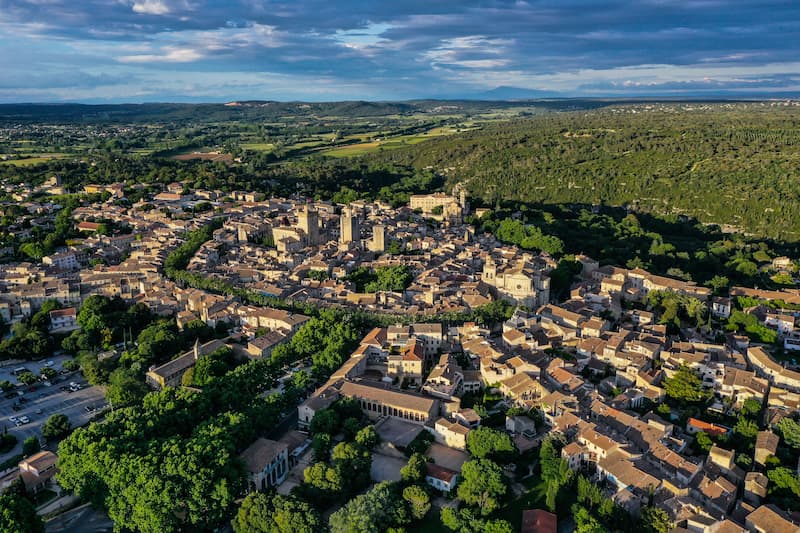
[0,154,72,166]
[241,142,276,152]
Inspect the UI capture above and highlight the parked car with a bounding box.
[18,416,30,424]
[8,416,18,423]
[44,361,54,367]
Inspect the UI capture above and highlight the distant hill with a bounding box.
[361,102,800,239]
[474,86,562,100]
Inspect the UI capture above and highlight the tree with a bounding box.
[331,441,372,493]
[540,435,573,512]
[401,453,427,484]
[767,467,800,498]
[232,492,322,533]
[741,397,762,418]
[403,485,431,520]
[329,482,409,533]
[457,459,507,515]
[106,368,149,407]
[641,506,673,533]
[192,347,234,386]
[466,426,516,461]
[572,504,606,533]
[777,417,800,449]
[62,359,80,372]
[303,462,343,497]
[663,365,710,404]
[22,436,40,456]
[0,492,44,533]
[16,371,37,386]
[694,431,713,454]
[355,425,379,449]
[39,367,57,381]
[734,416,758,441]
[310,408,339,435]
[440,507,513,533]
[42,414,71,440]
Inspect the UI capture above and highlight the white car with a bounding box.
[44,361,54,367]
[18,416,30,424]
[8,416,18,423]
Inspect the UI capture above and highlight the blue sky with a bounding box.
[0,0,798,102]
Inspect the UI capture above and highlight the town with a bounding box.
[0,177,798,533]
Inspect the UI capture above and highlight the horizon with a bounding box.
[0,1,798,103]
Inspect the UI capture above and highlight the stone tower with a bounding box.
[370,224,386,253]
[339,205,359,245]
[297,205,319,246]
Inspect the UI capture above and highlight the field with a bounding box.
[319,126,479,157]
[0,153,73,166]
[172,151,233,163]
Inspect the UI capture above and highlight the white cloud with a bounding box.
[131,0,171,15]
[118,47,202,63]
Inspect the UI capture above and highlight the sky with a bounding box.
[0,0,798,102]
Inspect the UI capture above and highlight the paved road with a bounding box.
[0,360,106,461]
[46,503,113,533]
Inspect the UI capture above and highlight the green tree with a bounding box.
[663,365,710,404]
[0,492,44,533]
[694,431,713,454]
[457,459,507,515]
[572,504,606,533]
[466,426,516,461]
[310,408,340,435]
[332,441,372,493]
[22,435,40,456]
[777,417,800,449]
[741,397,762,418]
[401,453,427,484]
[734,416,758,441]
[232,492,323,533]
[41,414,71,440]
[303,462,343,497]
[641,506,673,533]
[403,485,431,520]
[540,435,573,512]
[355,425,380,449]
[16,371,37,386]
[329,482,409,533]
[106,368,149,407]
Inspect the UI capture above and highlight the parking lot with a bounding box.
[0,357,106,461]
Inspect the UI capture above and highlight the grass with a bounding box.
[241,142,276,152]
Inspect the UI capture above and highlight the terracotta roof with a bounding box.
[521,509,557,533]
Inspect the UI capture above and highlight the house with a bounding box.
[506,415,537,438]
[521,509,557,533]
[425,462,458,492]
[428,418,470,450]
[744,472,769,505]
[239,438,289,492]
[754,431,779,466]
[686,418,730,438]
[246,330,288,359]
[745,504,798,533]
[20,451,59,493]
[49,307,79,333]
[712,297,732,319]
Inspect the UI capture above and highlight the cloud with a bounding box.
[131,0,171,15]
[0,1,797,100]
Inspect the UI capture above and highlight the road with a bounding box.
[0,358,106,462]
[46,503,113,533]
